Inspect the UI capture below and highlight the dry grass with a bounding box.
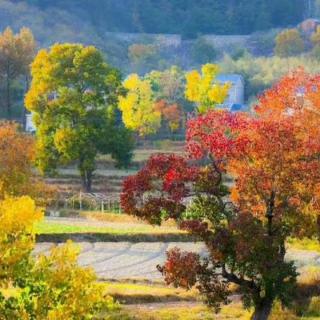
[102,282,198,304]
[104,303,251,320]
[81,211,177,228]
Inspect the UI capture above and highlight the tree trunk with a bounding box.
[81,170,93,193]
[6,73,11,118]
[251,299,273,320]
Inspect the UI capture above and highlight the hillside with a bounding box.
[3,0,306,43]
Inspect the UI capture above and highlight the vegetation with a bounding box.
[2,2,320,318]
[120,66,190,136]
[185,64,230,114]
[0,27,35,119]
[0,196,118,319]
[0,121,53,204]
[35,220,184,236]
[274,29,305,57]
[16,0,304,36]
[220,54,320,103]
[119,74,161,136]
[103,281,198,304]
[25,43,134,192]
[121,70,320,319]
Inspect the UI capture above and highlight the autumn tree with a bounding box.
[185,64,230,114]
[154,100,181,132]
[119,73,161,135]
[0,196,117,319]
[0,27,36,118]
[0,121,52,204]
[121,76,320,319]
[147,66,188,132]
[0,121,34,197]
[274,28,304,57]
[25,43,134,192]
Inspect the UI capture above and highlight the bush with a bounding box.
[0,196,118,319]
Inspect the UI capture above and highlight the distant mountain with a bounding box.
[5,0,305,40]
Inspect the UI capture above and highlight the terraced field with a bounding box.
[34,240,320,281]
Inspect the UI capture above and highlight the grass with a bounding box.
[287,238,320,253]
[104,301,320,320]
[35,221,184,235]
[81,211,177,227]
[35,219,193,242]
[104,303,251,320]
[102,282,198,304]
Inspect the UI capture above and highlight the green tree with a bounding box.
[274,28,305,57]
[0,27,36,118]
[191,38,218,65]
[25,43,133,192]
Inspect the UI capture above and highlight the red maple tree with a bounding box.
[121,72,320,320]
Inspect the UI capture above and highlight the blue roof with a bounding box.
[217,74,243,83]
[230,103,247,112]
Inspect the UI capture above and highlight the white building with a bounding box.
[216,74,246,112]
[25,113,36,133]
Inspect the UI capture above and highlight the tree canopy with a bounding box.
[20,0,304,36]
[121,70,320,319]
[25,43,134,192]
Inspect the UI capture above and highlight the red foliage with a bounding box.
[121,154,197,224]
[187,109,320,230]
[186,110,250,166]
[121,70,320,315]
[157,247,201,289]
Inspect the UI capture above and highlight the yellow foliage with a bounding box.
[32,241,118,319]
[0,198,117,318]
[0,196,42,284]
[185,63,230,113]
[119,74,161,135]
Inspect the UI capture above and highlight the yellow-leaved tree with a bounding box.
[0,196,42,284]
[0,196,117,319]
[119,74,161,136]
[185,64,230,114]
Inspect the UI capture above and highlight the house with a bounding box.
[25,113,36,133]
[216,74,247,112]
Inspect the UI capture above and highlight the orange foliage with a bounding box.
[0,122,55,204]
[154,99,182,131]
[187,70,320,236]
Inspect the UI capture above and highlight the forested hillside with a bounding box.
[9,0,305,37]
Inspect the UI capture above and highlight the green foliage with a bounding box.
[16,0,304,36]
[275,29,305,57]
[0,27,35,119]
[25,43,133,191]
[191,38,218,65]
